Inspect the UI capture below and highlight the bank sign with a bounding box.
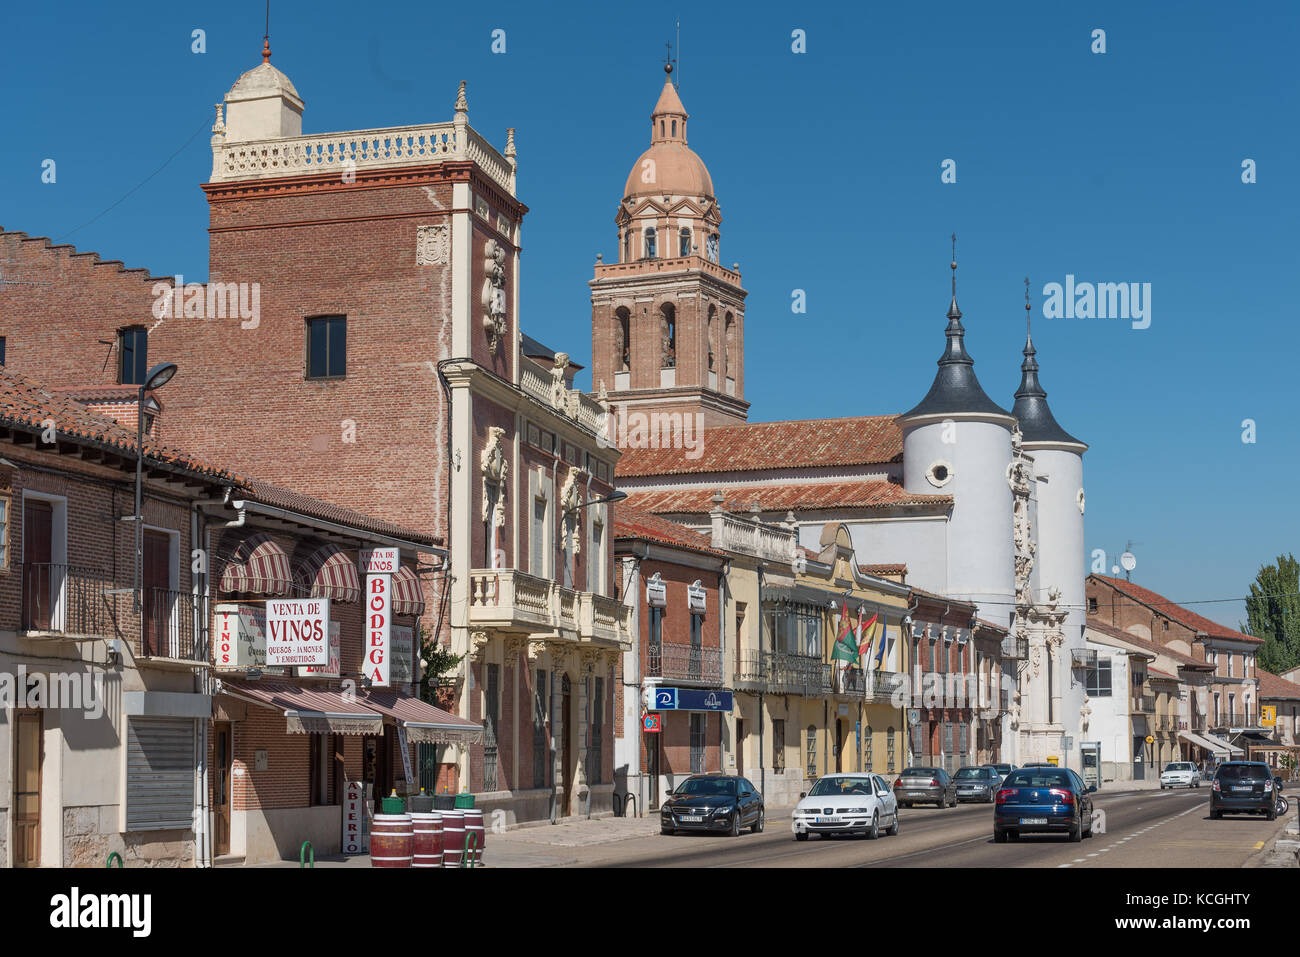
[265,598,331,666]
[649,688,733,712]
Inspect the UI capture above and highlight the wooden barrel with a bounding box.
[411,812,443,868]
[465,824,485,866]
[441,809,465,868]
[464,808,486,864]
[370,813,413,868]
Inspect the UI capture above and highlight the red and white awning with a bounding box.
[219,680,383,735]
[296,544,361,603]
[218,533,294,596]
[359,689,483,745]
[391,564,426,616]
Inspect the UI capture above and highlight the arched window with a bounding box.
[864,725,873,769]
[660,120,665,137]
[706,305,717,371]
[886,727,897,773]
[622,229,630,263]
[671,119,676,137]
[644,227,657,259]
[659,304,676,368]
[614,307,631,372]
[679,228,691,257]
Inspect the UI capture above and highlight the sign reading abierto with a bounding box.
[265,597,330,666]
[366,573,391,686]
[341,780,367,855]
[360,547,400,575]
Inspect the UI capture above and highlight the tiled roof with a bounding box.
[1090,575,1262,645]
[975,618,1009,636]
[623,479,951,515]
[1149,667,1179,681]
[1256,668,1300,701]
[237,480,444,548]
[613,505,725,558]
[909,585,976,614]
[52,385,158,405]
[859,562,907,578]
[0,367,236,481]
[615,415,903,477]
[1085,619,1213,669]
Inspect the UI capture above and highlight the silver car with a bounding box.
[953,765,1001,803]
[894,767,957,808]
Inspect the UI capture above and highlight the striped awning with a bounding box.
[218,680,383,735]
[391,564,426,616]
[296,544,361,603]
[219,533,294,596]
[359,689,483,745]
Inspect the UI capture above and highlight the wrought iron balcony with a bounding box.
[1130,694,1157,715]
[734,650,831,696]
[20,563,113,638]
[646,642,724,686]
[139,587,206,663]
[1001,635,1029,660]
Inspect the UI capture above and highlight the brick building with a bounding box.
[0,49,627,824]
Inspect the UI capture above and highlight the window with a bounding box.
[863,725,873,770]
[0,494,8,570]
[690,713,706,774]
[306,315,346,379]
[531,497,547,575]
[589,519,603,593]
[0,336,6,365]
[644,227,657,259]
[671,119,677,138]
[1088,597,1098,613]
[589,676,605,784]
[679,228,691,257]
[689,612,703,680]
[118,326,148,385]
[772,719,785,773]
[533,669,548,789]
[886,727,896,773]
[1085,657,1112,697]
[1227,654,1234,678]
[806,725,817,779]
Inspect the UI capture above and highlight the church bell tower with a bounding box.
[589,64,749,428]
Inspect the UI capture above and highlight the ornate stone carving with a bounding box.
[526,639,548,662]
[480,425,508,530]
[1077,488,1086,515]
[1079,695,1092,734]
[549,353,570,411]
[481,238,508,351]
[560,467,587,556]
[470,630,491,657]
[415,224,449,265]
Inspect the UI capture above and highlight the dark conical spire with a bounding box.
[900,237,1013,421]
[1012,277,1086,448]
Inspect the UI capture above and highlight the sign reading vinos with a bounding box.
[265,597,331,666]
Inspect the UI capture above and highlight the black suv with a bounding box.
[1210,761,1279,820]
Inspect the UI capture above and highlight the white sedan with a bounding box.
[792,773,899,841]
[1160,762,1200,789]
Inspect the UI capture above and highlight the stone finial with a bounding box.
[211,103,225,134]
[455,81,469,117]
[710,489,726,513]
[505,127,516,159]
[595,253,603,263]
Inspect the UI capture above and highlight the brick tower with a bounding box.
[589,64,749,429]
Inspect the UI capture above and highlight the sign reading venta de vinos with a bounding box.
[360,547,400,574]
[366,573,391,687]
[265,598,331,666]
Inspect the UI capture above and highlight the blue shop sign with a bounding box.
[653,688,733,712]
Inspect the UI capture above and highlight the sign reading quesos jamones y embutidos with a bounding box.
[265,598,331,666]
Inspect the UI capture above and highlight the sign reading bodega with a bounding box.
[265,598,331,666]
[367,573,391,687]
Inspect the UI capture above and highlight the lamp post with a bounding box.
[134,362,178,627]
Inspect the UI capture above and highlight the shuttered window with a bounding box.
[126,718,194,831]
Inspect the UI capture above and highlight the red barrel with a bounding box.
[464,808,486,865]
[411,812,442,868]
[370,813,413,868]
[441,809,465,868]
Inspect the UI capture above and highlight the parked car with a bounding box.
[994,766,1095,843]
[990,763,1016,784]
[894,767,957,808]
[792,773,900,841]
[954,765,1002,803]
[660,774,765,836]
[1209,762,1278,821]
[1159,761,1200,789]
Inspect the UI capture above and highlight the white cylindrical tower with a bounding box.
[898,254,1017,619]
[1012,325,1088,760]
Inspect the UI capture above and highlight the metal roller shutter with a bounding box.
[126,717,195,831]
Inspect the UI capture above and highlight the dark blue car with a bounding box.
[994,766,1095,843]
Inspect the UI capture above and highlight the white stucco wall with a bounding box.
[1083,640,1132,783]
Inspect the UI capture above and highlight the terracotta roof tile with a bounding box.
[859,562,907,578]
[623,479,951,515]
[613,505,725,558]
[1090,575,1261,645]
[1256,668,1300,701]
[236,480,444,548]
[614,415,903,477]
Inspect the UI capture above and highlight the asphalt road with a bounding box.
[581,787,1289,868]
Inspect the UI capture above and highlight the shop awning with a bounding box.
[296,544,361,603]
[358,689,483,745]
[218,680,382,735]
[391,565,426,616]
[219,533,294,596]
[1178,729,1239,756]
[1201,731,1245,755]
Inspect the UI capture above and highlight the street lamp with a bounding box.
[134,362,178,619]
[572,489,628,510]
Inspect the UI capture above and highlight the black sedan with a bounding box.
[660,774,765,836]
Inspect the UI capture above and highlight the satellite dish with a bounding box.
[1120,552,1137,572]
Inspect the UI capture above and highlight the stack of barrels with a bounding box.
[370,793,487,868]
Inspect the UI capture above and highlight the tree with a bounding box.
[417,626,463,707]
[1242,554,1300,674]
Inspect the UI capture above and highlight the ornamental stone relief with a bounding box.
[415,224,449,265]
[480,425,508,529]
[481,238,508,352]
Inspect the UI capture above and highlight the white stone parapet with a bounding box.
[209,121,514,196]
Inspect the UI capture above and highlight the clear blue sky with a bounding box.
[2,1,1296,630]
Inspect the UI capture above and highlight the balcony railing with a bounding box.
[1001,635,1029,660]
[708,512,795,564]
[735,650,831,696]
[1157,715,1177,732]
[21,563,113,637]
[1213,712,1258,728]
[1130,694,1156,714]
[647,642,724,686]
[140,588,205,662]
[468,568,629,646]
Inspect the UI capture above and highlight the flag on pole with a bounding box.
[857,611,878,658]
[874,620,888,668]
[831,601,858,664]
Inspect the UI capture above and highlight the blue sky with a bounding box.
[2,1,1296,629]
